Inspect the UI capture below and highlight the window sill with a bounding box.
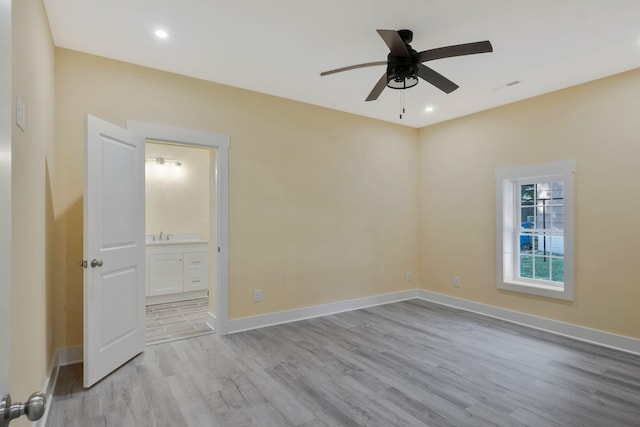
[499,279,573,301]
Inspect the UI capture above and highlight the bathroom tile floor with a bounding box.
[145,298,214,345]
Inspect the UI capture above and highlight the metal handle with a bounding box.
[91,259,103,268]
[0,392,46,427]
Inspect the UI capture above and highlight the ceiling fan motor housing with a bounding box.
[397,29,413,44]
[386,48,419,89]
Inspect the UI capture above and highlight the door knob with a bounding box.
[90,259,104,268]
[0,392,46,427]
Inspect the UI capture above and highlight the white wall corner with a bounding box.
[416,289,640,356]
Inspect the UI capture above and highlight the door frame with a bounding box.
[0,0,12,394]
[126,121,230,335]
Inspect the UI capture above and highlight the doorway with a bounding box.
[126,121,230,336]
[82,117,229,387]
[144,140,216,345]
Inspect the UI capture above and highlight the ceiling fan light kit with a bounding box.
[386,29,419,90]
[321,29,493,104]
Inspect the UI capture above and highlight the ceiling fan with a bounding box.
[321,29,493,102]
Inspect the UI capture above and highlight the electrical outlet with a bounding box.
[406,271,413,281]
[253,289,262,302]
[453,276,460,288]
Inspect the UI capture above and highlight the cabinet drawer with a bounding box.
[183,252,208,291]
[183,274,208,292]
[184,252,208,271]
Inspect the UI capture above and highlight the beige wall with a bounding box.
[51,23,640,354]
[54,48,419,348]
[417,68,640,339]
[11,0,55,417]
[145,141,210,239]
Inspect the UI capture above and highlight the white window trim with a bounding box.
[495,160,575,301]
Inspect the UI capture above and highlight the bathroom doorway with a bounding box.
[143,140,217,345]
[126,120,230,337]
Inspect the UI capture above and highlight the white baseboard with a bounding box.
[206,311,217,331]
[41,286,639,427]
[225,289,419,334]
[34,356,60,427]
[416,289,640,356]
[37,345,81,426]
[146,290,207,306]
[56,346,83,366]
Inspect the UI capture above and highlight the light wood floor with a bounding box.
[47,300,640,427]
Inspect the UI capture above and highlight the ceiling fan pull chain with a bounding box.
[399,90,406,120]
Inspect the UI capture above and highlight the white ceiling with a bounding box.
[43,0,640,128]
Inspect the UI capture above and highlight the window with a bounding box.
[495,161,575,300]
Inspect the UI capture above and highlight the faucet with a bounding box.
[159,231,163,241]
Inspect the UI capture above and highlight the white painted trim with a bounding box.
[49,290,640,381]
[0,0,11,396]
[35,359,60,427]
[36,346,82,426]
[206,311,217,331]
[226,290,419,334]
[145,290,207,306]
[56,346,84,366]
[416,290,640,356]
[495,160,576,301]
[126,121,230,335]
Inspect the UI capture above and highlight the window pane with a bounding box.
[534,256,551,281]
[532,235,538,252]
[520,207,534,224]
[520,255,533,278]
[519,234,533,252]
[521,184,534,206]
[548,206,564,231]
[537,236,551,256]
[550,236,564,256]
[551,257,564,283]
[551,181,564,201]
[536,183,551,202]
[535,205,550,228]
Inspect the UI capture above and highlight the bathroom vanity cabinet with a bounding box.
[146,241,209,304]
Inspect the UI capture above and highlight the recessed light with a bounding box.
[425,106,435,113]
[154,29,168,39]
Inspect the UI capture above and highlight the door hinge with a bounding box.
[79,260,88,269]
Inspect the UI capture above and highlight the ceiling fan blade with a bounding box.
[320,61,387,77]
[418,40,493,62]
[366,73,388,102]
[416,64,459,94]
[377,30,409,56]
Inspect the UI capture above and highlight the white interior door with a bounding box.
[84,115,145,387]
[0,0,12,396]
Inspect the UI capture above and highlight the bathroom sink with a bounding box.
[146,233,208,246]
